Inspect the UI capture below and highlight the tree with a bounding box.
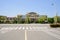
[38,17,44,23]
[57,16,60,23]
[38,15,47,23]
[5,20,11,24]
[48,17,54,23]
[25,16,31,23]
[0,16,7,23]
[17,15,22,24]
[13,20,17,24]
[54,16,58,23]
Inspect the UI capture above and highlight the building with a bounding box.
[26,12,39,23]
[0,12,48,23]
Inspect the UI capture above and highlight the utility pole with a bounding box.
[54,0,58,24]
[52,0,58,24]
[55,13,58,24]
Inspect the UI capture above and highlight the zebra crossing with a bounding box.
[0,26,60,40]
[0,26,48,33]
[0,26,48,30]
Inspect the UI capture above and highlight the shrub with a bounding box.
[50,24,60,28]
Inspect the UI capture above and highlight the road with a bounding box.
[0,24,60,40]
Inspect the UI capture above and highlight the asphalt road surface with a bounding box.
[0,24,60,40]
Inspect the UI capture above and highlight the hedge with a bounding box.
[50,23,60,28]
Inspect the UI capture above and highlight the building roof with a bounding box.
[28,12,37,14]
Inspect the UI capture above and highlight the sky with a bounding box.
[0,0,60,17]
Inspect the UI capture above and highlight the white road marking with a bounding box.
[0,27,45,33]
[25,30,27,40]
[18,27,22,30]
[22,27,25,30]
[26,27,28,30]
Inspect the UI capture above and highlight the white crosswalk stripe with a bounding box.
[0,27,48,33]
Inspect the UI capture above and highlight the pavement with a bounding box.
[0,24,60,40]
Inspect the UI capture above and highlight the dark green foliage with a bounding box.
[13,20,17,24]
[50,24,60,28]
[48,18,54,23]
[57,17,60,23]
[5,20,11,24]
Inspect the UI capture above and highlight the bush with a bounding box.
[50,24,60,28]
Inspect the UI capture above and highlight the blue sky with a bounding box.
[0,0,60,17]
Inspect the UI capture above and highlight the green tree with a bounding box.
[5,20,11,24]
[57,16,60,23]
[54,16,60,23]
[25,16,31,23]
[54,16,58,23]
[48,17,54,23]
[13,20,17,24]
[38,15,47,23]
[0,16,7,23]
[17,15,22,24]
[12,18,17,24]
